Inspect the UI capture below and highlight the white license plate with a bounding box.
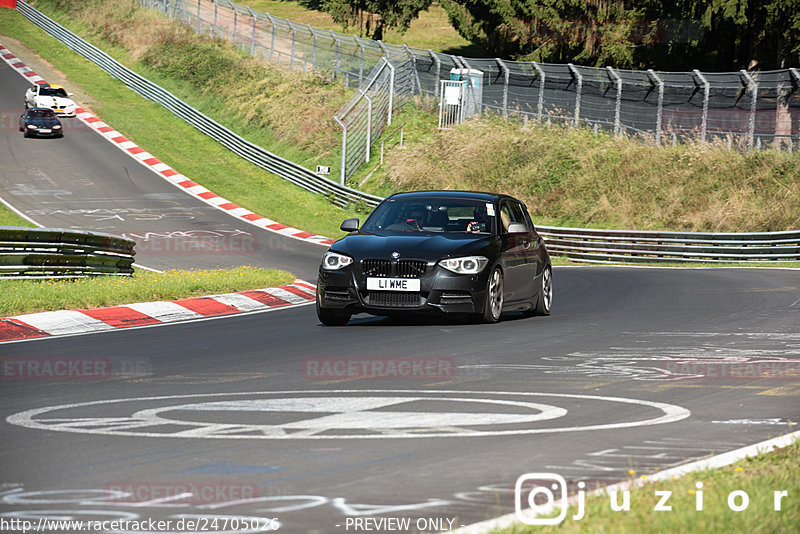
[39,129,52,133]
[367,277,420,292]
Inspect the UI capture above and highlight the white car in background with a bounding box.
[24,83,77,118]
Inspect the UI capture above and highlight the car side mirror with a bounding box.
[68,92,74,97]
[340,218,359,232]
[507,222,528,234]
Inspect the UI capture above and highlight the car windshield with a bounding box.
[362,197,495,234]
[40,87,68,97]
[28,109,56,119]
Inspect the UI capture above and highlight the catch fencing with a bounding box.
[0,227,136,278]
[17,1,382,208]
[142,0,800,183]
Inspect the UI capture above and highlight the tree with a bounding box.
[438,1,799,70]
[320,0,433,41]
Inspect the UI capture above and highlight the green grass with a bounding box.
[0,203,34,227]
[0,266,295,316]
[0,4,362,239]
[503,438,800,533]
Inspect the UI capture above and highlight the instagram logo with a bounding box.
[515,473,573,525]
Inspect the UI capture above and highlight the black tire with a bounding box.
[533,266,553,316]
[316,293,351,326]
[481,267,504,323]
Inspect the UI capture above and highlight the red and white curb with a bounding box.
[0,41,336,248]
[0,279,317,343]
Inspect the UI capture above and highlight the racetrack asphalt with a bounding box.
[1,32,799,534]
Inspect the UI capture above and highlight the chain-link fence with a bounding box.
[143,0,800,183]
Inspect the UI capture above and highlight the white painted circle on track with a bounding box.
[6,390,690,439]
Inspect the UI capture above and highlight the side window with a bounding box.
[499,203,515,233]
[500,201,531,233]
[509,202,532,232]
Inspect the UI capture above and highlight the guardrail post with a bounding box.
[567,63,582,127]
[265,13,276,61]
[212,0,218,38]
[693,69,710,143]
[231,1,238,45]
[377,39,389,57]
[647,69,664,145]
[196,0,201,34]
[354,36,365,85]
[334,115,347,185]
[245,7,257,56]
[385,58,395,126]
[740,70,758,151]
[606,66,622,137]
[309,25,317,73]
[361,89,372,164]
[496,58,509,117]
[404,44,422,96]
[290,23,296,70]
[533,62,545,120]
[331,30,340,81]
[429,50,441,99]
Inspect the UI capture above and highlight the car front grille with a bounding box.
[366,292,423,307]
[361,259,427,278]
[362,259,392,277]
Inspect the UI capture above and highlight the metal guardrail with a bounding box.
[537,225,800,264]
[0,227,136,278]
[16,1,382,209]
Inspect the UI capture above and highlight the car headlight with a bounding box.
[53,125,62,129]
[26,125,37,129]
[439,256,489,274]
[322,251,353,271]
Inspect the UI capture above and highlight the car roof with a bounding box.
[386,191,506,203]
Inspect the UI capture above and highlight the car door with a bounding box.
[498,200,531,302]
[519,202,547,279]
[507,200,539,300]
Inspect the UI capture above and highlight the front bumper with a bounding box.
[25,128,62,138]
[317,263,489,316]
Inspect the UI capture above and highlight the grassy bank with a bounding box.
[505,437,799,533]
[0,267,295,316]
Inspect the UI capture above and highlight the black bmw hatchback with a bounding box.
[316,191,552,325]
[18,108,63,138]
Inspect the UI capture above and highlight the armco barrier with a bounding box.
[537,225,800,264]
[16,1,382,209]
[0,227,136,277]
